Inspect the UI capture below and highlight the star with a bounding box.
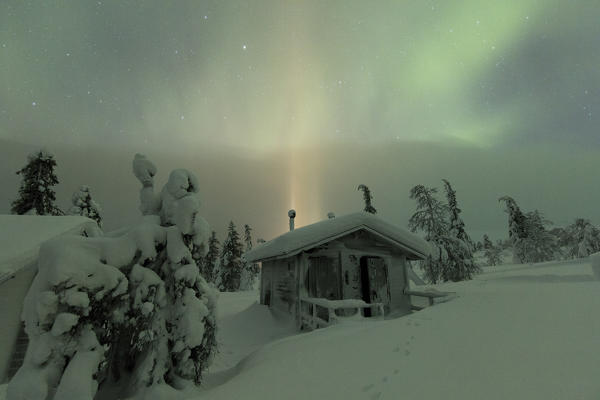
[32,102,37,106]
[242,44,247,50]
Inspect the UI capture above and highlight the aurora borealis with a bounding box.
[1,1,599,239]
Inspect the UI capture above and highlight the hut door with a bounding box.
[360,257,391,316]
[307,256,340,300]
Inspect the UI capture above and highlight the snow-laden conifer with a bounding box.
[408,185,448,283]
[220,221,244,291]
[442,179,473,249]
[357,184,377,214]
[69,185,102,227]
[201,231,220,284]
[441,179,479,280]
[11,149,63,216]
[578,222,599,257]
[240,224,259,290]
[8,154,217,400]
[498,196,529,263]
[410,183,480,283]
[521,210,556,262]
[483,234,502,266]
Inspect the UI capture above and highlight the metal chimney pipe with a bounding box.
[288,209,296,231]
[327,212,335,219]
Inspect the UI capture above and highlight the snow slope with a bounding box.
[0,215,97,280]
[199,260,600,400]
[1,260,597,400]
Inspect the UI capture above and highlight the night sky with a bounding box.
[1,1,599,240]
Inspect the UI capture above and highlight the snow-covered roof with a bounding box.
[245,212,430,262]
[0,215,97,282]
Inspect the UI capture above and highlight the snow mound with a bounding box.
[200,261,600,400]
[0,215,99,280]
[208,292,295,374]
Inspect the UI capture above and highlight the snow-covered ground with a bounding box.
[2,259,598,399]
[197,259,599,400]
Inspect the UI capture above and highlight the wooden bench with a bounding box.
[299,297,384,330]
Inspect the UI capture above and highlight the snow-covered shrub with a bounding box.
[11,149,63,216]
[8,155,217,400]
[69,185,102,227]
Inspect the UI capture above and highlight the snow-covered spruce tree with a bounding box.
[219,221,244,292]
[240,224,259,290]
[11,149,63,216]
[520,210,556,263]
[578,222,599,258]
[442,179,474,249]
[498,196,529,263]
[563,219,600,258]
[200,231,220,284]
[7,154,217,400]
[357,184,377,214]
[408,185,448,283]
[441,179,479,280]
[483,234,502,266]
[69,185,102,227]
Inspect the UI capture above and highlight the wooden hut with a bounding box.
[244,212,431,329]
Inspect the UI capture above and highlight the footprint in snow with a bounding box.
[393,346,400,352]
[393,369,399,375]
[404,349,410,356]
[370,392,382,400]
[362,384,374,392]
[382,376,388,383]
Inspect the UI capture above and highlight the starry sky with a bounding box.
[1,0,599,240]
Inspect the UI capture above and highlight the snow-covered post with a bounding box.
[591,252,600,281]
